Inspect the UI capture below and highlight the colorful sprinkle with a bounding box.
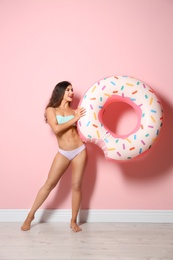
[149,98,153,105]
[141,140,145,145]
[126,83,134,86]
[92,86,96,92]
[132,90,138,94]
[96,130,100,138]
[86,121,91,126]
[150,116,156,123]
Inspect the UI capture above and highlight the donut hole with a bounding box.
[101,101,139,137]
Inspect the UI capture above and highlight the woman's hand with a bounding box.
[75,106,86,120]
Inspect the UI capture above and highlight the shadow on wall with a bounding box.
[120,95,173,180]
[39,94,173,222]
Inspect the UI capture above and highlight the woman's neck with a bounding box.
[59,101,70,110]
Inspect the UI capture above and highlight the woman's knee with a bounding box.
[44,181,56,192]
[72,182,82,192]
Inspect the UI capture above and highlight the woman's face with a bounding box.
[63,85,74,102]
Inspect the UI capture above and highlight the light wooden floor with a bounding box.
[0,222,173,260]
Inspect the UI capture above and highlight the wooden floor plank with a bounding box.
[0,222,173,259]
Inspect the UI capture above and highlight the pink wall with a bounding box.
[1,0,173,210]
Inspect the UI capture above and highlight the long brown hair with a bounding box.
[44,81,71,122]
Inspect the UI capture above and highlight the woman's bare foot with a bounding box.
[70,220,82,232]
[21,214,34,231]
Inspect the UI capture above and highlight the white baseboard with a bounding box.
[0,209,173,223]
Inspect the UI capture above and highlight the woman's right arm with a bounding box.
[46,107,86,135]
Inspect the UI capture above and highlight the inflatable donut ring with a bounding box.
[77,76,164,162]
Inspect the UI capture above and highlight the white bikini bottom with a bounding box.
[58,144,86,161]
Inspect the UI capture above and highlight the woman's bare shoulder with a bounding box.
[46,107,56,117]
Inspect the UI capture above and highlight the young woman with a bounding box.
[21,81,87,232]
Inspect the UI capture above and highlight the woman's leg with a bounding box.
[21,153,70,231]
[70,148,87,232]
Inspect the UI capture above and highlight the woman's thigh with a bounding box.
[71,148,87,187]
[46,152,70,187]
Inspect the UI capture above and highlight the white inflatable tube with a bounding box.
[77,76,164,162]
